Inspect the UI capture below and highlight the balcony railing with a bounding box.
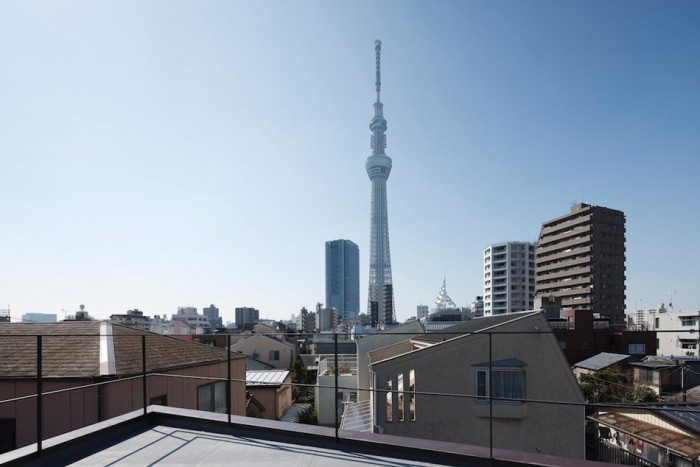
[0,327,698,466]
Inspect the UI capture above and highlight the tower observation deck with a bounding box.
[366,40,395,326]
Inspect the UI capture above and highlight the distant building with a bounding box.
[110,309,150,331]
[535,203,626,326]
[172,307,211,334]
[425,279,466,331]
[469,296,484,317]
[656,310,700,357]
[64,304,94,321]
[316,304,337,333]
[416,305,429,321]
[325,239,360,324]
[203,304,222,329]
[21,313,57,323]
[483,242,535,316]
[235,307,260,328]
[296,306,313,335]
[635,303,668,330]
[0,309,9,323]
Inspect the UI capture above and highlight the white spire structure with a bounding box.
[435,277,457,309]
[366,40,395,326]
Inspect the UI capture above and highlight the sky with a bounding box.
[1,1,699,324]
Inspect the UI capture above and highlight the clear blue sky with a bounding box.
[2,1,699,323]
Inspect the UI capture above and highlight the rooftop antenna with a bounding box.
[667,290,677,309]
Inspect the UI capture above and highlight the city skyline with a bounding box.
[2,2,699,323]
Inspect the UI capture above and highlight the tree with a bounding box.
[579,368,630,403]
[630,385,660,403]
[296,405,318,425]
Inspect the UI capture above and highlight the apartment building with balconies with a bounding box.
[483,242,535,316]
[535,204,626,326]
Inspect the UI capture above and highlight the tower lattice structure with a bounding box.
[366,40,395,326]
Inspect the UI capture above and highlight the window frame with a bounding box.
[197,381,227,414]
[475,368,526,402]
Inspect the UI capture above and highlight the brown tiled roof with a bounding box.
[0,322,244,378]
[0,322,100,377]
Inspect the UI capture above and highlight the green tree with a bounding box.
[296,405,318,425]
[579,368,630,403]
[630,385,660,403]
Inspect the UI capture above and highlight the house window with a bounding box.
[150,395,167,406]
[397,373,404,421]
[269,350,280,361]
[628,343,646,354]
[409,369,416,421]
[197,381,227,414]
[475,369,526,400]
[386,380,393,422]
[0,419,15,454]
[680,317,698,326]
[252,352,260,359]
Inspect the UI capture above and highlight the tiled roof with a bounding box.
[573,352,632,371]
[0,322,244,378]
[592,411,700,459]
[0,322,101,377]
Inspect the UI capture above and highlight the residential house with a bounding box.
[572,352,635,381]
[591,406,700,466]
[356,320,425,402]
[367,311,585,459]
[230,334,296,370]
[0,321,246,452]
[315,354,358,426]
[246,370,293,420]
[549,309,656,365]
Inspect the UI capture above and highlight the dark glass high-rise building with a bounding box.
[325,239,360,324]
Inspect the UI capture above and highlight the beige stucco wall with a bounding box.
[356,321,424,402]
[230,335,296,369]
[247,378,292,420]
[0,358,246,451]
[371,313,585,459]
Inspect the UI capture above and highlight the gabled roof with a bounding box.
[231,333,295,349]
[573,352,632,371]
[0,321,244,378]
[431,311,539,339]
[368,312,545,368]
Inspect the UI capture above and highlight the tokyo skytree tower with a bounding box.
[366,40,395,326]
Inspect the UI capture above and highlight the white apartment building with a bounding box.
[416,305,429,320]
[656,310,700,357]
[483,242,535,316]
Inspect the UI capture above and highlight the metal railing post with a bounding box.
[36,335,43,455]
[334,332,339,441]
[489,332,493,465]
[227,334,232,426]
[142,335,147,415]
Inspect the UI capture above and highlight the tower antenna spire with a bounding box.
[375,39,382,103]
[366,39,395,326]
